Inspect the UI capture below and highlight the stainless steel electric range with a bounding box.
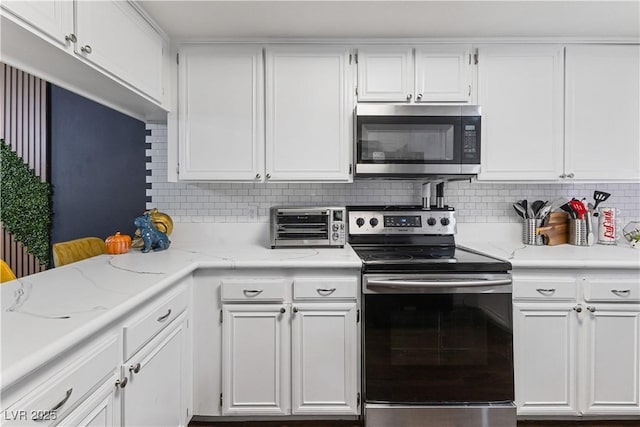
[347,206,516,427]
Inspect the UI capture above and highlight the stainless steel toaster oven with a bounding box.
[270,206,346,248]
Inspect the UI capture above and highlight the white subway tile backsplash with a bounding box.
[146,124,640,225]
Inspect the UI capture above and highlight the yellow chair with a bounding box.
[52,237,107,267]
[1,259,17,283]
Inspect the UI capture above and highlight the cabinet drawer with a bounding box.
[293,277,358,300]
[583,278,640,302]
[123,284,188,360]
[4,336,118,426]
[513,277,576,301]
[221,279,287,302]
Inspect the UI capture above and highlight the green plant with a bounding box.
[0,139,51,264]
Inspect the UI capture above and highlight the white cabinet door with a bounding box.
[582,304,640,415]
[57,377,120,427]
[122,313,188,427]
[265,46,353,182]
[178,45,264,181]
[513,303,579,416]
[291,303,358,415]
[222,304,289,415]
[477,45,564,180]
[415,45,472,102]
[565,45,640,181]
[1,0,73,47]
[75,0,164,102]
[356,46,413,102]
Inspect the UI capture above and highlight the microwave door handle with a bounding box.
[366,277,512,289]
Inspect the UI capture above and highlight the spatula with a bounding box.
[593,191,611,216]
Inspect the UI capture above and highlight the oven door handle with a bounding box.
[366,277,512,289]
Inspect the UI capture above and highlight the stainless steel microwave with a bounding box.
[355,104,481,178]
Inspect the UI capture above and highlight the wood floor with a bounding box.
[190,420,640,427]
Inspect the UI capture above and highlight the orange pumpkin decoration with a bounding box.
[105,232,132,255]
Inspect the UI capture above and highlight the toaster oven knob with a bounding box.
[332,232,340,241]
[440,217,450,226]
[369,218,379,227]
[332,223,340,232]
[356,218,365,228]
[427,217,437,226]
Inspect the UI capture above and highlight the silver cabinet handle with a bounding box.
[559,173,567,178]
[573,305,582,313]
[612,289,631,296]
[116,377,128,388]
[587,306,596,313]
[406,93,413,100]
[468,84,471,97]
[566,172,575,178]
[292,306,299,313]
[317,287,336,295]
[157,309,171,322]
[65,33,77,43]
[280,307,286,314]
[81,45,92,54]
[32,388,73,420]
[129,363,141,374]
[416,93,423,101]
[255,173,261,179]
[266,173,271,179]
[536,288,556,295]
[243,289,263,296]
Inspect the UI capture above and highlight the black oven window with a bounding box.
[365,293,514,403]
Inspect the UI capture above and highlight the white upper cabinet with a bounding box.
[415,45,473,102]
[265,45,353,182]
[178,45,264,181]
[477,45,564,181]
[356,46,413,102]
[75,1,165,103]
[565,45,640,181]
[356,44,472,103]
[1,0,73,47]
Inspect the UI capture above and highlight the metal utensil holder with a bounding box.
[523,218,543,245]
[569,218,587,246]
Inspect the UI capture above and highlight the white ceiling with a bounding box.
[138,1,640,41]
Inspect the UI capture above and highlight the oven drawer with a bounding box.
[221,279,287,302]
[513,277,576,301]
[583,278,640,302]
[293,277,358,300]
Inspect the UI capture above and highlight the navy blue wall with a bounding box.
[49,85,146,243]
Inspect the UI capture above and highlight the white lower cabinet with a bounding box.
[220,275,360,417]
[513,271,640,419]
[57,376,120,427]
[121,312,189,426]
[291,303,358,415]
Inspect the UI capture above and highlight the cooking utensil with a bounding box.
[569,199,587,220]
[560,201,577,219]
[531,200,546,217]
[523,200,535,219]
[593,190,611,216]
[513,203,526,219]
[537,203,552,220]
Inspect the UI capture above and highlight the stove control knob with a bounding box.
[440,217,450,226]
[332,223,340,232]
[332,232,340,241]
[369,218,379,227]
[356,218,365,228]
[427,217,437,226]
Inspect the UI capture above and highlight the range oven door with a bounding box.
[355,105,481,177]
[363,273,514,405]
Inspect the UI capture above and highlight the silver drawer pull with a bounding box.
[157,309,171,322]
[129,363,141,374]
[536,288,556,295]
[243,289,263,296]
[611,289,631,296]
[317,288,336,295]
[32,388,72,420]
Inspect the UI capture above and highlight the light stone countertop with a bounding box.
[2,222,639,396]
